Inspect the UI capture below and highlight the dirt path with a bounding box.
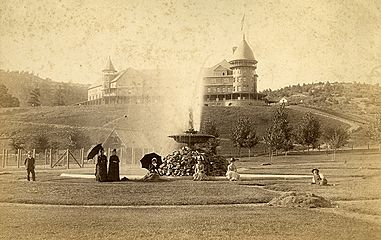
[288,105,361,132]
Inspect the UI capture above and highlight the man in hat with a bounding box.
[311,168,328,185]
[24,151,35,181]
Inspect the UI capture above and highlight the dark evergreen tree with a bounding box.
[0,84,20,108]
[28,88,41,107]
[263,105,293,158]
[53,86,66,106]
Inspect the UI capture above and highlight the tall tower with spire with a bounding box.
[102,57,117,90]
[229,34,258,95]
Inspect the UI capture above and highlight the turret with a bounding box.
[102,57,117,89]
[229,35,258,93]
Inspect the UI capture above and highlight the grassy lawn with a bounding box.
[1,204,380,240]
[0,151,380,239]
[0,171,277,206]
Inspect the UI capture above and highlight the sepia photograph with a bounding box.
[0,0,380,239]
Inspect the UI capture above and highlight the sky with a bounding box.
[1,0,380,90]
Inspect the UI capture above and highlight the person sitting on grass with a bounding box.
[193,157,208,181]
[311,168,328,186]
[142,158,161,181]
[226,158,240,181]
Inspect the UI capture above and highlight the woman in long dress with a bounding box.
[108,149,120,181]
[226,158,240,181]
[95,148,108,182]
[193,158,208,181]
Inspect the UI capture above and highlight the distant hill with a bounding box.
[263,82,381,121]
[0,70,88,107]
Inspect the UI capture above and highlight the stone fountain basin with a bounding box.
[168,133,215,144]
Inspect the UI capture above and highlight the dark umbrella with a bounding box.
[87,144,103,160]
[140,152,162,170]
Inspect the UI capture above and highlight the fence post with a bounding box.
[80,148,84,167]
[44,149,48,166]
[131,148,135,165]
[17,149,20,168]
[66,149,69,169]
[32,149,36,159]
[49,149,52,168]
[120,148,123,164]
[5,149,8,168]
[2,149,4,168]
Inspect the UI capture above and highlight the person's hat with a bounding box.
[152,157,157,162]
[27,151,31,155]
[112,149,117,152]
[311,168,319,173]
[229,157,237,162]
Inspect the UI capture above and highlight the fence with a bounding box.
[0,147,156,169]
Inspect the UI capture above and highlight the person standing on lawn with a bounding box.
[24,151,35,181]
[95,148,108,182]
[108,149,120,181]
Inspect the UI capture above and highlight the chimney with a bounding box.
[232,46,237,54]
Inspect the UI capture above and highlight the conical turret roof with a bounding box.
[103,57,116,72]
[230,35,256,62]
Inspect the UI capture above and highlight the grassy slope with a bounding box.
[0,104,349,154]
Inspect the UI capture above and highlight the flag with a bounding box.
[240,13,245,32]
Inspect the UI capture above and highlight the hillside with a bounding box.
[0,70,88,106]
[263,82,381,122]
[0,104,351,155]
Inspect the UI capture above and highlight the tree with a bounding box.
[53,86,66,106]
[67,128,91,150]
[322,126,350,160]
[263,105,293,158]
[28,88,41,107]
[33,132,50,153]
[200,120,220,154]
[0,84,20,108]
[231,117,258,157]
[295,112,321,153]
[245,131,259,159]
[366,114,381,150]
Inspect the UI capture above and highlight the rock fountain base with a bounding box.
[159,146,227,177]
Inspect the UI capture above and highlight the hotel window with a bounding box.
[222,88,226,92]
[211,79,216,84]
[238,87,241,91]
[208,88,211,93]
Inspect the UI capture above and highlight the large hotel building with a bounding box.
[85,34,264,106]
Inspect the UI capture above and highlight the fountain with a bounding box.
[168,110,215,148]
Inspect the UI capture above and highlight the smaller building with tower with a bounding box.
[203,34,265,106]
[86,57,161,105]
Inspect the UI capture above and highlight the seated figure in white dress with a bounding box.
[311,168,328,185]
[226,158,240,181]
